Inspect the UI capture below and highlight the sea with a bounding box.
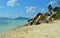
[0,18,28,35]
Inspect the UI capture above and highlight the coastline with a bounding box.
[0,20,60,38]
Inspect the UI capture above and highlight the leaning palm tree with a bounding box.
[48,4,57,20]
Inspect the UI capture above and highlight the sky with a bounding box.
[0,0,60,18]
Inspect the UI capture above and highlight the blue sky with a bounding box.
[0,0,60,18]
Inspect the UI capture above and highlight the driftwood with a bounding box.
[27,13,44,25]
[27,11,57,25]
[45,14,52,23]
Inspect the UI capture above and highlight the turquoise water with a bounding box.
[0,19,28,35]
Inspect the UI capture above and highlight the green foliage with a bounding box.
[56,11,60,19]
[48,4,53,12]
[47,2,60,19]
[48,4,53,14]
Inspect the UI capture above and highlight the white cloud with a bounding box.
[26,6,36,13]
[0,6,4,9]
[49,1,57,5]
[7,0,19,7]
[40,8,48,13]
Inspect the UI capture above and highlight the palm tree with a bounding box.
[48,4,53,14]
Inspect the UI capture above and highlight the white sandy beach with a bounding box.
[0,20,60,38]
